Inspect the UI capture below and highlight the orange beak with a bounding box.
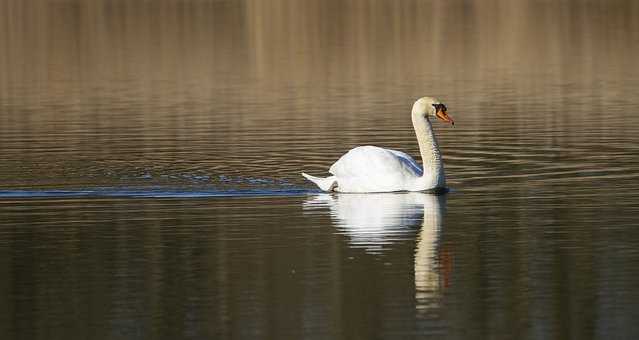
[436,109,454,125]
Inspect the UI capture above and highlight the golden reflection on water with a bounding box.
[1,0,638,190]
[2,0,638,106]
[1,1,639,338]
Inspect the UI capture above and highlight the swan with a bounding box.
[302,97,454,192]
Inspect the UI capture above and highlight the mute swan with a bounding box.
[302,97,454,192]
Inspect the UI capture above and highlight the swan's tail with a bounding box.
[301,173,338,192]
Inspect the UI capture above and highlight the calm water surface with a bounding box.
[2,0,639,338]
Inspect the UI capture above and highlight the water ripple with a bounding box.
[0,187,315,199]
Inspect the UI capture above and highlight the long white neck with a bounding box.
[412,115,446,189]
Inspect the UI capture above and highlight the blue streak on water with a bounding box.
[0,187,318,199]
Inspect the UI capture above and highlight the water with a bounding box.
[2,0,639,338]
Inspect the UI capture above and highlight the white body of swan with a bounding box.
[302,97,454,193]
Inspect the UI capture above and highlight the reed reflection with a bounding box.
[305,192,449,312]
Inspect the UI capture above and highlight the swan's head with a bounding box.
[412,97,454,125]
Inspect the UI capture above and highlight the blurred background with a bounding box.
[1,0,637,188]
[1,1,639,339]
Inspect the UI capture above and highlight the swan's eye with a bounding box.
[432,103,447,112]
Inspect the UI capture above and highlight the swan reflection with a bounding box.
[304,192,449,311]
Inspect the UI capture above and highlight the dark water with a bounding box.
[2,0,639,338]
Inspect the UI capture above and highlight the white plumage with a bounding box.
[302,97,454,193]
